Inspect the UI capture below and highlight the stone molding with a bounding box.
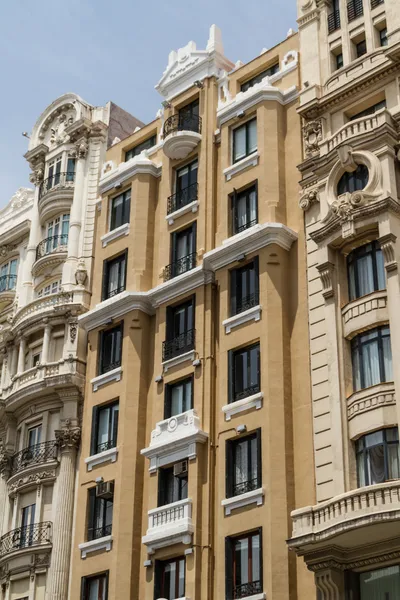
[222,392,263,421]
[85,447,118,471]
[223,152,260,181]
[162,350,196,373]
[101,223,130,247]
[98,157,162,195]
[8,468,57,497]
[221,487,265,515]
[90,367,122,392]
[166,200,199,225]
[79,535,112,558]
[222,305,262,333]
[342,290,388,339]
[316,262,335,299]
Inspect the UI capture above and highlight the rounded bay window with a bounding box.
[337,164,369,196]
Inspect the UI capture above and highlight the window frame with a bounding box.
[102,250,128,301]
[125,135,157,162]
[356,427,399,487]
[379,26,388,47]
[240,63,279,93]
[226,429,262,498]
[225,528,263,600]
[158,464,188,506]
[109,189,131,231]
[351,325,392,391]
[98,323,123,375]
[90,400,119,455]
[230,256,259,316]
[337,164,369,196]
[228,342,261,403]
[155,557,186,600]
[230,182,258,235]
[164,376,194,419]
[87,484,114,541]
[347,240,385,301]
[232,118,257,164]
[81,571,109,600]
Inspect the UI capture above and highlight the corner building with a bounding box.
[73,25,315,600]
[289,0,400,596]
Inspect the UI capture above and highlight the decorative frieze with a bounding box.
[55,425,81,450]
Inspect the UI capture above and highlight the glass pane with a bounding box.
[382,334,393,381]
[367,444,385,484]
[234,126,246,162]
[250,346,259,387]
[171,383,184,416]
[237,195,248,229]
[248,120,257,154]
[88,579,100,600]
[251,534,261,583]
[235,439,249,485]
[234,537,249,586]
[178,558,185,597]
[376,249,386,291]
[249,189,257,222]
[357,255,374,297]
[250,436,258,481]
[361,339,381,388]
[357,451,366,487]
[348,262,357,301]
[9,259,18,276]
[108,262,120,294]
[360,565,400,600]
[98,408,110,446]
[388,443,400,480]
[365,430,384,447]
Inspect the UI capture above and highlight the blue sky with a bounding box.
[0,0,297,205]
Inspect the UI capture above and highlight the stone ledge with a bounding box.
[223,305,261,333]
[223,152,259,181]
[85,447,118,471]
[222,487,265,515]
[101,223,130,247]
[91,367,122,392]
[222,392,263,421]
[79,535,112,558]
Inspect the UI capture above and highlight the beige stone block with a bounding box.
[314,411,331,434]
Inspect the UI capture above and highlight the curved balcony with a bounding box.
[347,382,396,439]
[38,172,75,222]
[0,522,52,561]
[10,440,58,478]
[342,290,388,339]
[12,290,74,331]
[163,252,197,282]
[33,234,68,276]
[0,275,17,309]
[163,114,202,160]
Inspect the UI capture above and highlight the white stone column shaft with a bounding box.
[1,355,7,389]
[63,148,86,286]
[21,185,41,306]
[11,345,18,378]
[17,337,26,374]
[41,323,52,364]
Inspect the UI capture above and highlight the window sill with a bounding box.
[162,350,195,373]
[221,487,265,516]
[79,535,113,558]
[91,367,122,392]
[165,200,199,225]
[85,447,119,471]
[223,152,259,181]
[101,222,130,247]
[222,392,263,421]
[223,305,262,333]
[236,594,265,600]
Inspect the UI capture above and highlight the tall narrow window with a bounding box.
[158,463,188,506]
[226,430,261,497]
[91,401,119,455]
[163,299,195,361]
[356,428,400,486]
[379,27,388,47]
[20,503,36,548]
[166,224,196,280]
[178,99,200,132]
[233,119,257,163]
[81,572,109,600]
[155,558,185,600]
[228,343,260,403]
[230,257,259,316]
[45,214,69,254]
[87,484,114,541]
[102,252,127,300]
[231,184,258,235]
[351,326,392,391]
[99,324,123,375]
[66,157,76,182]
[110,190,131,231]
[347,241,385,301]
[168,159,198,213]
[226,530,262,600]
[165,377,193,418]
[355,38,367,58]
[0,258,18,292]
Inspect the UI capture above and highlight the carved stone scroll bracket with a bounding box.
[75,137,89,159]
[317,261,335,299]
[379,233,398,272]
[299,188,320,211]
[337,145,358,172]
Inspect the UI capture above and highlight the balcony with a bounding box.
[142,498,193,553]
[0,522,52,560]
[33,234,69,276]
[166,183,199,224]
[10,441,58,478]
[162,329,195,365]
[38,172,75,222]
[0,274,17,308]
[328,10,341,33]
[347,0,363,21]
[39,172,75,200]
[163,114,202,160]
[163,253,197,282]
[234,581,262,599]
[12,291,75,331]
[342,290,388,339]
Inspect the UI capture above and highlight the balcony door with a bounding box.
[171,224,196,277]
[178,99,199,131]
[28,425,42,448]
[20,504,35,548]
[167,300,194,342]
[175,160,198,210]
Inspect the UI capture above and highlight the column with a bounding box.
[10,493,19,530]
[41,321,52,364]
[11,344,18,378]
[1,351,7,390]
[21,166,43,306]
[45,425,80,600]
[315,568,345,599]
[0,452,10,536]
[17,337,26,375]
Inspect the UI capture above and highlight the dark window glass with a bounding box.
[66,157,76,182]
[110,190,131,231]
[231,184,258,235]
[351,326,392,391]
[81,572,109,600]
[125,135,157,161]
[356,39,367,58]
[233,119,257,163]
[179,99,199,121]
[225,530,262,600]
[240,63,279,93]
[337,164,369,196]
[226,430,261,498]
[99,324,123,375]
[356,428,400,486]
[336,52,344,69]
[171,159,198,212]
[87,485,113,541]
[165,377,193,419]
[163,299,195,361]
[158,464,188,506]
[229,343,260,403]
[167,224,196,279]
[91,401,119,455]
[347,241,385,300]
[347,0,364,21]
[155,558,185,600]
[230,257,259,316]
[102,252,127,300]
[350,100,386,121]
[380,27,388,47]
[359,565,400,597]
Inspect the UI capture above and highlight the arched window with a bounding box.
[337,164,369,196]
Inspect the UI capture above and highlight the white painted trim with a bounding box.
[236,594,265,600]
[223,152,259,181]
[223,305,262,333]
[79,535,113,558]
[99,158,161,194]
[79,291,154,331]
[149,267,214,308]
[163,131,202,160]
[166,200,199,225]
[222,392,264,421]
[162,350,195,372]
[85,447,119,471]
[91,367,122,392]
[222,488,265,515]
[101,223,130,247]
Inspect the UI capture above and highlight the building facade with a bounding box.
[0,95,141,600]
[289,0,400,596]
[72,25,315,600]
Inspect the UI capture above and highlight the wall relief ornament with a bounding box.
[69,321,78,343]
[55,424,81,450]
[299,188,319,211]
[303,119,322,157]
[75,262,87,285]
[0,245,15,258]
[29,166,44,186]
[49,113,73,147]
[0,441,11,478]
[75,139,89,159]
[330,191,367,221]
[379,233,397,272]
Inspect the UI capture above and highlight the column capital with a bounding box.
[55,424,81,451]
[0,442,11,479]
[28,163,45,187]
[75,138,89,159]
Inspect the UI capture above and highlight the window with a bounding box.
[347,241,385,301]
[335,52,344,70]
[32,352,41,368]
[20,503,36,548]
[165,377,193,419]
[81,572,109,600]
[359,565,400,598]
[27,425,42,448]
[87,484,114,541]
[379,27,388,47]
[37,280,61,297]
[66,157,76,182]
[240,63,279,93]
[125,135,157,161]
[163,299,195,361]
[47,156,62,189]
[350,100,386,121]
[166,224,196,280]
[230,257,259,316]
[102,252,127,300]
[347,0,364,21]
[231,184,258,235]
[228,343,260,403]
[178,99,199,131]
[155,558,185,600]
[158,463,188,506]
[91,401,119,455]
[226,430,261,498]
[45,214,70,252]
[328,0,341,33]
[356,428,399,487]
[225,530,262,600]
[351,326,392,391]
[356,38,367,58]
[99,324,123,375]
[233,119,257,163]
[169,159,198,213]
[337,164,369,196]
[110,190,131,231]
[0,258,17,292]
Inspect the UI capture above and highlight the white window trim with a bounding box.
[223,305,262,334]
[91,367,122,392]
[222,392,263,421]
[166,200,199,225]
[85,447,119,471]
[224,151,259,181]
[101,222,130,247]
[162,350,196,373]
[221,487,265,516]
[79,535,113,558]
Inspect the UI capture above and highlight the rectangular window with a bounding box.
[347,241,385,300]
[110,190,131,231]
[240,63,279,93]
[45,214,70,252]
[81,572,109,600]
[20,503,36,548]
[91,401,119,455]
[379,27,388,47]
[226,430,261,498]
[169,159,198,213]
[328,0,341,33]
[359,565,400,598]
[66,157,76,182]
[155,558,185,600]
[163,299,195,361]
[228,343,260,403]
[231,184,258,235]
[233,119,257,163]
[28,424,42,448]
[178,99,199,130]
[165,376,193,419]
[336,52,344,70]
[356,427,400,486]
[0,258,18,291]
[351,326,392,391]
[230,257,259,316]
[166,223,196,280]
[225,530,262,600]
[347,0,364,21]
[87,484,114,541]
[350,100,386,121]
[356,38,367,58]
[102,252,127,300]
[99,324,123,375]
[125,135,157,162]
[158,463,188,506]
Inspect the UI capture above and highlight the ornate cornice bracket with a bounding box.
[55,424,81,451]
[299,188,320,211]
[317,261,335,299]
[379,232,398,272]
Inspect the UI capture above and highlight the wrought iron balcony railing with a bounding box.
[167,182,198,215]
[233,217,258,235]
[95,439,117,455]
[36,234,69,261]
[234,581,262,599]
[163,252,197,282]
[163,114,202,138]
[10,441,58,477]
[0,275,16,293]
[104,284,126,300]
[99,359,122,376]
[233,477,260,497]
[87,523,112,542]
[370,0,383,7]
[232,383,260,403]
[327,9,341,32]
[235,292,259,316]
[39,171,75,199]
[0,522,52,558]
[347,0,363,21]
[162,329,195,362]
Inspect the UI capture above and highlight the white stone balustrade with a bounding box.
[342,290,388,339]
[12,292,74,329]
[142,498,193,553]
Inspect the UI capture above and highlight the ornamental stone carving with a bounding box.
[0,441,11,478]
[299,188,319,211]
[303,119,322,157]
[330,191,367,222]
[49,113,73,147]
[316,261,335,299]
[75,139,89,159]
[75,262,87,285]
[29,165,44,186]
[379,233,397,272]
[55,425,81,450]
[69,321,78,343]
[0,245,15,258]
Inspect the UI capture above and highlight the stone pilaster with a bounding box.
[315,568,345,600]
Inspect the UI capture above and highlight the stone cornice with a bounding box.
[0,220,30,248]
[24,143,49,164]
[149,267,214,308]
[79,292,154,331]
[99,157,162,195]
